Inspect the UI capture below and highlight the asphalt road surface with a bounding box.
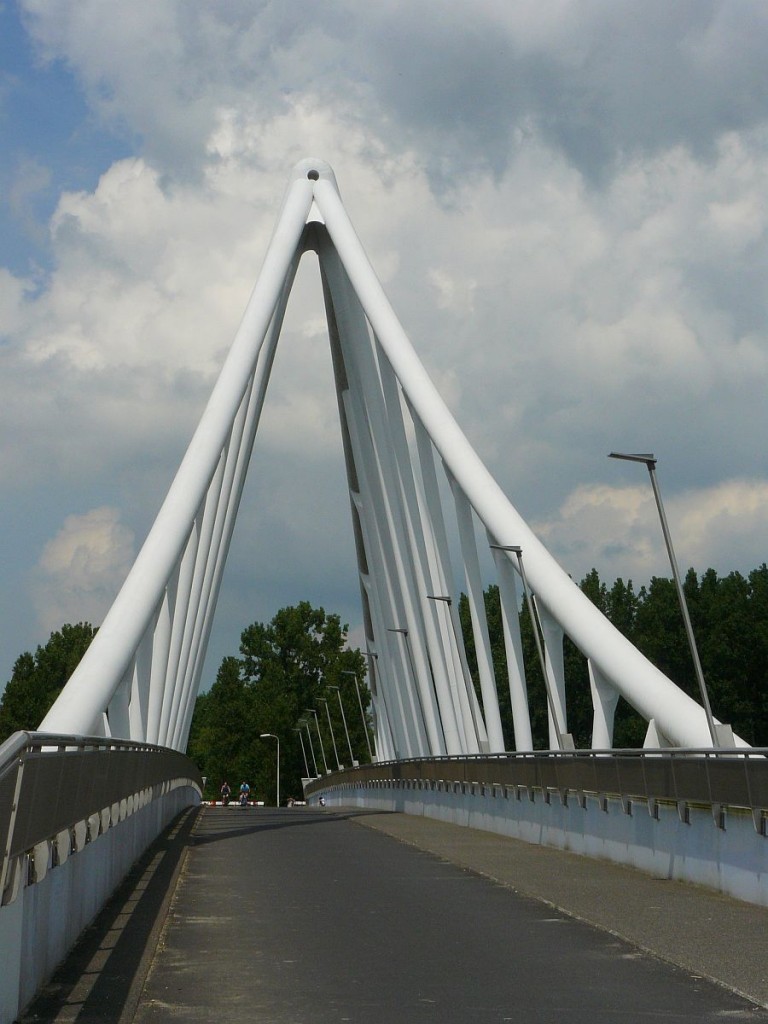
[127,806,766,1023]
[24,806,768,1024]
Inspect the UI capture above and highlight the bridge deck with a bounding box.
[22,806,768,1022]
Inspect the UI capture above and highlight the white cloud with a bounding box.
[2,1,768,689]
[534,479,768,584]
[31,507,135,635]
[0,269,31,336]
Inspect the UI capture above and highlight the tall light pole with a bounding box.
[608,451,724,747]
[490,544,572,751]
[294,727,310,778]
[306,708,330,774]
[388,628,423,729]
[300,718,319,777]
[427,592,488,749]
[342,669,373,760]
[426,593,456,647]
[329,685,357,766]
[260,733,280,808]
[388,627,416,683]
[426,593,463,676]
[318,697,342,770]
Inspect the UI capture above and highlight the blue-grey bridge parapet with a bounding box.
[0,731,201,1024]
[305,749,768,907]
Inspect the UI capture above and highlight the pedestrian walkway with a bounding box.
[21,806,768,1022]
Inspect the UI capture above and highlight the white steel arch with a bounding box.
[40,159,741,754]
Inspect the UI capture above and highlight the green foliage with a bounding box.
[5,559,766,775]
[186,602,371,803]
[460,566,768,750]
[0,623,97,743]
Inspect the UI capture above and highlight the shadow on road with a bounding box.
[190,805,391,847]
[20,807,200,1024]
[18,806,390,1022]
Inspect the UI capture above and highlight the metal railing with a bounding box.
[1,731,202,902]
[304,749,768,820]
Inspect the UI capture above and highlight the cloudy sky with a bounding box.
[2,0,767,693]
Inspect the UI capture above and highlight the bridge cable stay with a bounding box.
[40,159,742,754]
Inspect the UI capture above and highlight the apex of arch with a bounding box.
[290,157,339,190]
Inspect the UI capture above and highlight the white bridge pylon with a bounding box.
[41,159,734,755]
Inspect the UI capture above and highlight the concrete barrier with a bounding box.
[0,783,199,1023]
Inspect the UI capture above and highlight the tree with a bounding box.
[459,563,768,751]
[186,602,370,803]
[744,565,768,744]
[0,623,97,743]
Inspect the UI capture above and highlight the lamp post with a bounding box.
[300,718,320,777]
[260,733,280,808]
[608,451,723,747]
[490,544,571,751]
[342,669,373,760]
[318,697,342,770]
[427,592,485,747]
[387,627,419,696]
[426,592,463,664]
[306,708,330,774]
[294,727,310,779]
[329,685,357,766]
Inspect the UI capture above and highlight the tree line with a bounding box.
[460,564,768,750]
[0,604,372,805]
[2,564,767,798]
[0,622,97,742]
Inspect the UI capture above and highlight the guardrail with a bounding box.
[304,748,768,830]
[0,731,202,905]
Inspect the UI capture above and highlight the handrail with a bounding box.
[1,731,202,892]
[303,750,768,814]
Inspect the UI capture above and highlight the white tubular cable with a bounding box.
[40,160,744,753]
[41,174,315,739]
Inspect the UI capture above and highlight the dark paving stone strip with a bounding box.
[350,809,768,1008]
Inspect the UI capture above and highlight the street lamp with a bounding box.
[387,627,419,699]
[428,591,490,750]
[608,451,725,747]
[426,593,464,665]
[306,708,330,774]
[318,697,342,770]
[299,718,320,777]
[260,733,280,808]
[294,727,310,779]
[490,544,573,751]
[329,685,357,766]
[342,669,373,760]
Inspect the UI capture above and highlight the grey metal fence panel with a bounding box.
[0,733,202,862]
[305,750,768,811]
